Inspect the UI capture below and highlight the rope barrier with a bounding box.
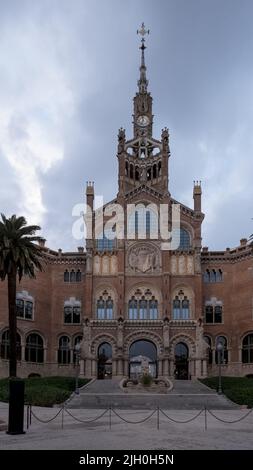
[26,405,253,429]
[112,408,157,424]
[159,408,204,423]
[207,408,253,424]
[64,407,109,424]
[30,407,63,424]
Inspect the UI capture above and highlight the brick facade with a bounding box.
[1,33,253,380]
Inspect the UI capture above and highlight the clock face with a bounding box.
[137,115,150,127]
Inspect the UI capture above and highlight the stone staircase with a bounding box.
[65,378,239,410]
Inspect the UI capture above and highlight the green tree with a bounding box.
[0,215,44,377]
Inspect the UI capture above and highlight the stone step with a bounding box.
[66,392,238,410]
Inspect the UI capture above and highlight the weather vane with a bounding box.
[137,23,150,42]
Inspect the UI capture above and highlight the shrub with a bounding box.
[141,373,153,386]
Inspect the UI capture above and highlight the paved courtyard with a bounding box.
[0,401,252,450]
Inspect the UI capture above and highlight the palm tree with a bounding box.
[0,214,44,377]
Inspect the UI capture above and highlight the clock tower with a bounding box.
[117,24,170,197]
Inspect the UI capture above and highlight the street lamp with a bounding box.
[217,341,223,394]
[74,341,81,394]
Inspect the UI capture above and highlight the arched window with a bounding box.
[172,292,190,320]
[203,335,212,364]
[76,270,82,282]
[128,207,158,239]
[149,298,158,320]
[128,290,158,320]
[106,297,113,320]
[16,292,33,320]
[214,306,222,323]
[25,333,44,363]
[179,229,191,250]
[128,298,138,320]
[203,269,222,283]
[139,298,148,319]
[96,294,114,320]
[205,301,222,323]
[70,270,76,282]
[173,297,181,320]
[173,228,191,250]
[242,334,253,363]
[205,305,213,323]
[58,336,70,364]
[203,270,210,283]
[16,299,24,317]
[64,303,81,324]
[97,298,105,319]
[216,269,223,282]
[0,330,21,361]
[182,298,190,319]
[215,336,228,364]
[96,229,115,251]
[64,270,70,282]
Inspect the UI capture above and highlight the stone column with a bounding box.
[202,359,207,377]
[112,359,117,376]
[117,358,123,376]
[85,358,92,377]
[91,359,97,377]
[123,359,129,377]
[158,359,163,378]
[79,359,85,377]
[163,358,169,376]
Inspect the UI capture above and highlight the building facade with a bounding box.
[1,28,253,380]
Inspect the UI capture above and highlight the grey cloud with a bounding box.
[1,0,253,250]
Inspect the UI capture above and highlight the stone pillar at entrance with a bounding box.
[79,359,85,377]
[123,359,129,376]
[85,358,92,377]
[112,359,117,376]
[91,359,97,377]
[117,358,123,376]
[163,358,169,376]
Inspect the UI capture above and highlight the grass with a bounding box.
[0,376,90,407]
[199,376,253,408]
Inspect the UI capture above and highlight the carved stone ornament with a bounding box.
[128,244,159,273]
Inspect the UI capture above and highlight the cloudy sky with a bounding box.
[0,0,253,251]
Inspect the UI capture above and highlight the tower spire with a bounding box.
[137,23,150,93]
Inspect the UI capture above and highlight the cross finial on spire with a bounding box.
[137,23,150,93]
[137,22,150,39]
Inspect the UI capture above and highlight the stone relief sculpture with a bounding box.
[128,245,159,273]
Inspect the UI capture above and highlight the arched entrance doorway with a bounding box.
[174,342,189,380]
[129,340,157,378]
[97,342,112,379]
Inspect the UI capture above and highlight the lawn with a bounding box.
[0,376,89,407]
[200,376,253,408]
